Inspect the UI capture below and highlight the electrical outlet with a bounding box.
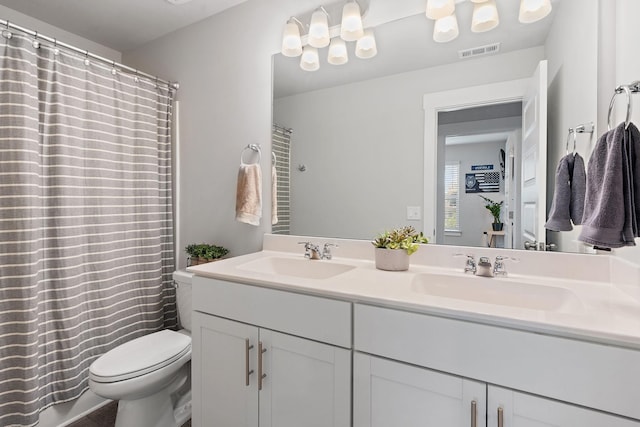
[407,206,421,221]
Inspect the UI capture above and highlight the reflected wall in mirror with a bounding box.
[272,0,599,254]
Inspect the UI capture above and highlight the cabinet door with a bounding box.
[258,329,351,427]
[488,386,640,427]
[354,352,486,427]
[192,312,259,427]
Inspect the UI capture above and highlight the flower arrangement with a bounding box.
[371,226,429,255]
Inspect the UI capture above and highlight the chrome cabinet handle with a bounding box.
[471,400,477,427]
[245,339,254,386]
[498,407,504,427]
[258,341,267,391]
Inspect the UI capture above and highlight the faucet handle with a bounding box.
[298,241,312,258]
[493,255,516,276]
[322,243,337,260]
[454,253,477,274]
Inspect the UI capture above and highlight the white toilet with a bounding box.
[89,270,193,427]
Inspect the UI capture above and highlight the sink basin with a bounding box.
[411,273,582,312]
[237,257,356,280]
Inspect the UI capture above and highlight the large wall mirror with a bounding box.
[272,0,599,254]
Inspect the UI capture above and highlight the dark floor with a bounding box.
[67,401,191,427]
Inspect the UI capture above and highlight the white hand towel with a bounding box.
[236,163,262,226]
[271,164,278,225]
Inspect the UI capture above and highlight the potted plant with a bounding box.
[185,243,230,266]
[371,226,429,271]
[479,195,504,231]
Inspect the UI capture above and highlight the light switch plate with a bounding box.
[407,206,421,221]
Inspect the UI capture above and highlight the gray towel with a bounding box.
[570,153,586,225]
[545,154,573,231]
[578,122,639,248]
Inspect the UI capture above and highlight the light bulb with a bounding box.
[328,38,348,65]
[471,0,499,33]
[355,29,377,59]
[433,14,459,43]
[300,46,320,72]
[281,19,302,57]
[426,0,455,20]
[519,0,552,24]
[308,9,330,48]
[340,1,364,42]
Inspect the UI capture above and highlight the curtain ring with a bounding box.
[53,38,59,55]
[32,31,40,48]
[2,20,12,39]
[84,50,90,66]
[608,85,632,130]
[111,61,117,76]
[134,70,139,83]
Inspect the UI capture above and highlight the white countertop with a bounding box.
[188,237,640,351]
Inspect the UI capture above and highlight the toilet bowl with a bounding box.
[89,270,193,427]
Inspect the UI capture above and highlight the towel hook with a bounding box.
[607,85,632,131]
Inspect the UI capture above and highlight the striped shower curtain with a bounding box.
[0,33,177,426]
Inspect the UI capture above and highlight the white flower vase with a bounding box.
[374,248,410,271]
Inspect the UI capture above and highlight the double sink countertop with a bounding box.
[188,234,640,351]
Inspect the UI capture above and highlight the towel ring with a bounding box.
[271,152,277,166]
[607,85,632,131]
[240,144,261,164]
[565,129,577,155]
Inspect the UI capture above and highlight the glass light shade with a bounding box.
[355,29,377,59]
[281,20,302,57]
[328,38,349,65]
[469,0,488,2]
[340,1,364,42]
[433,14,459,43]
[519,0,552,24]
[300,46,320,72]
[425,0,455,20]
[471,0,499,33]
[308,9,330,48]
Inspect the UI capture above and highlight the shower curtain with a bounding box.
[0,33,176,426]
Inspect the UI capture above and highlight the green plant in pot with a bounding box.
[479,195,504,231]
[372,226,429,271]
[185,243,230,266]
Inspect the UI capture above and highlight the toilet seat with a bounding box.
[90,330,191,383]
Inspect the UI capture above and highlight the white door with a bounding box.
[192,312,259,427]
[520,60,548,250]
[488,386,640,427]
[354,352,486,427]
[259,329,351,427]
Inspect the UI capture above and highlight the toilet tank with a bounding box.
[173,270,193,332]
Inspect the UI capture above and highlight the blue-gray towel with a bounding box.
[578,122,640,248]
[545,152,586,231]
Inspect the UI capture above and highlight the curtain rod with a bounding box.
[0,18,179,91]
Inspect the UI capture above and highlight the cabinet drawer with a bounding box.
[193,277,351,348]
[354,303,640,420]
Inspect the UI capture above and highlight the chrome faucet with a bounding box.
[299,242,336,260]
[475,257,494,277]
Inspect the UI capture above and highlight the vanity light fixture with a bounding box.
[281,17,303,57]
[518,0,552,24]
[340,0,364,41]
[433,13,460,43]
[328,38,349,65]
[471,0,500,33]
[308,7,330,48]
[281,0,376,72]
[355,28,377,59]
[425,0,455,20]
[300,45,320,71]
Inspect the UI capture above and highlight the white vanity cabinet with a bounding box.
[191,277,352,427]
[354,303,640,426]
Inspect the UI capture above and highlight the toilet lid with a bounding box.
[90,329,191,383]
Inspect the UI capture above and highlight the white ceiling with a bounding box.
[0,0,249,52]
